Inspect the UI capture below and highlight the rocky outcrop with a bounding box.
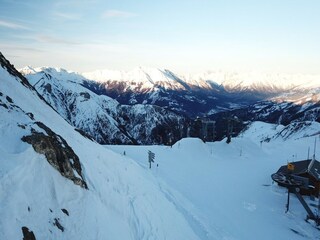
[0,52,33,90]
[22,122,87,189]
[21,227,36,240]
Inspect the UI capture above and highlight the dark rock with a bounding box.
[61,208,69,216]
[5,95,13,103]
[80,92,90,100]
[21,121,88,189]
[21,226,36,240]
[0,102,8,109]
[18,124,26,129]
[26,113,35,120]
[44,83,52,94]
[27,206,30,212]
[53,218,64,232]
[0,52,34,90]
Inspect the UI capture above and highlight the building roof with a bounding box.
[277,159,320,181]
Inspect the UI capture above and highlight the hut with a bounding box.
[275,159,320,196]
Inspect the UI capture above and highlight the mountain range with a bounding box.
[1,52,320,239]
[19,65,320,144]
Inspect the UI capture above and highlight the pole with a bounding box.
[318,192,320,225]
[286,188,290,213]
[313,137,317,160]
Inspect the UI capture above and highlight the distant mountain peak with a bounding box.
[82,67,212,91]
[20,66,86,85]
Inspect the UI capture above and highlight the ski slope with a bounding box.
[106,122,320,240]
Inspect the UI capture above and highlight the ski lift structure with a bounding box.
[272,137,320,225]
[271,159,320,225]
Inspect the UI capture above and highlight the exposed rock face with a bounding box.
[0,52,33,90]
[22,122,87,189]
[21,227,36,240]
[119,104,189,145]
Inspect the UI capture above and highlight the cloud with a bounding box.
[102,10,137,19]
[36,35,80,45]
[0,19,29,30]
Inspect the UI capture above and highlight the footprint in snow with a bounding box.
[243,202,257,212]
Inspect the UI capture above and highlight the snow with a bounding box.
[106,123,320,240]
[2,61,320,239]
[22,66,320,97]
[0,64,199,239]
[20,66,86,85]
[190,71,320,92]
[82,66,212,91]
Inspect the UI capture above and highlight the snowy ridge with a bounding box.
[20,66,86,85]
[23,66,320,95]
[83,67,320,93]
[20,67,131,144]
[20,65,187,144]
[190,71,320,93]
[0,52,202,239]
[82,66,212,91]
[21,66,320,120]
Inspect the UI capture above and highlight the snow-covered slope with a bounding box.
[107,121,320,240]
[20,66,188,145]
[2,52,320,239]
[0,53,203,239]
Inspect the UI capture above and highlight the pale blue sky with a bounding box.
[0,0,319,74]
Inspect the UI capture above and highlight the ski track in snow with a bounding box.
[106,124,320,240]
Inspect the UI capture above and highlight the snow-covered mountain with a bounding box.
[83,66,212,91]
[0,52,204,239]
[190,71,320,94]
[83,68,320,94]
[2,52,320,239]
[209,99,320,141]
[20,65,320,143]
[81,67,320,117]
[81,68,252,117]
[20,66,188,145]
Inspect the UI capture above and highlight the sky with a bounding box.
[0,0,319,74]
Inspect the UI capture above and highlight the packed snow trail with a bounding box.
[106,123,320,240]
